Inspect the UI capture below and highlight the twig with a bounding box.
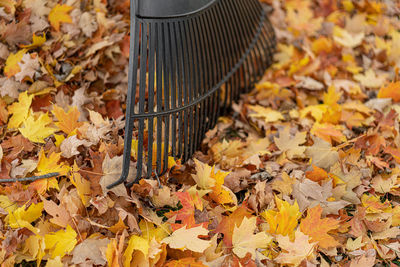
[0,172,60,183]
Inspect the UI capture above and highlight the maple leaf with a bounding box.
[216,204,252,247]
[333,26,364,48]
[4,48,27,78]
[7,91,33,129]
[378,82,400,102]
[248,105,284,123]
[305,165,329,183]
[354,69,387,89]
[24,234,46,266]
[164,258,207,267]
[191,159,233,205]
[14,52,40,82]
[6,202,43,234]
[70,162,91,206]
[305,137,339,169]
[52,105,83,135]
[48,4,73,31]
[261,195,301,237]
[310,123,346,144]
[30,149,69,194]
[271,172,296,195]
[299,205,340,249]
[99,154,129,197]
[166,191,206,231]
[161,226,211,253]
[20,33,46,49]
[44,225,77,258]
[123,235,149,267]
[232,216,272,260]
[274,127,307,159]
[19,112,57,143]
[275,229,316,266]
[71,238,110,266]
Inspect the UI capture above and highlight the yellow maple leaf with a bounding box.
[274,127,307,159]
[271,172,296,195]
[333,26,364,48]
[20,33,46,49]
[6,202,43,234]
[248,105,284,124]
[48,4,73,31]
[4,48,27,78]
[161,226,211,253]
[19,112,57,143]
[123,235,149,267]
[24,234,46,266]
[192,159,233,205]
[52,105,83,135]
[106,239,119,267]
[261,195,301,237]
[7,91,33,129]
[70,161,91,206]
[232,216,272,260]
[378,82,400,102]
[30,149,69,194]
[299,205,340,249]
[275,228,316,266]
[44,225,77,258]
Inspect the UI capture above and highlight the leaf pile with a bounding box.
[1,0,400,266]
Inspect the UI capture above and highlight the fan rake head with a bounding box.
[107,0,276,189]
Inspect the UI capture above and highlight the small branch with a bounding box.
[0,172,60,183]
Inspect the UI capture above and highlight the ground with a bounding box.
[0,0,400,266]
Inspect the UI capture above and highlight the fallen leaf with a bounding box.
[274,127,307,159]
[44,225,77,258]
[161,226,211,253]
[232,216,272,260]
[48,4,73,31]
[275,228,316,266]
[299,205,340,249]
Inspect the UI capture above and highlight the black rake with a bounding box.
[107,0,276,189]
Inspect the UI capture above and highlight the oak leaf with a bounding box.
[44,225,77,258]
[274,127,307,159]
[161,226,211,253]
[275,229,316,266]
[232,216,272,260]
[48,4,73,31]
[299,205,340,249]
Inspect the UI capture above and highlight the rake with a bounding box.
[107,0,276,189]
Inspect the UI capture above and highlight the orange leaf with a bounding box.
[48,4,73,31]
[299,205,339,249]
[305,165,329,183]
[216,204,252,247]
[378,82,400,102]
[164,257,207,267]
[166,191,207,231]
[52,105,83,135]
